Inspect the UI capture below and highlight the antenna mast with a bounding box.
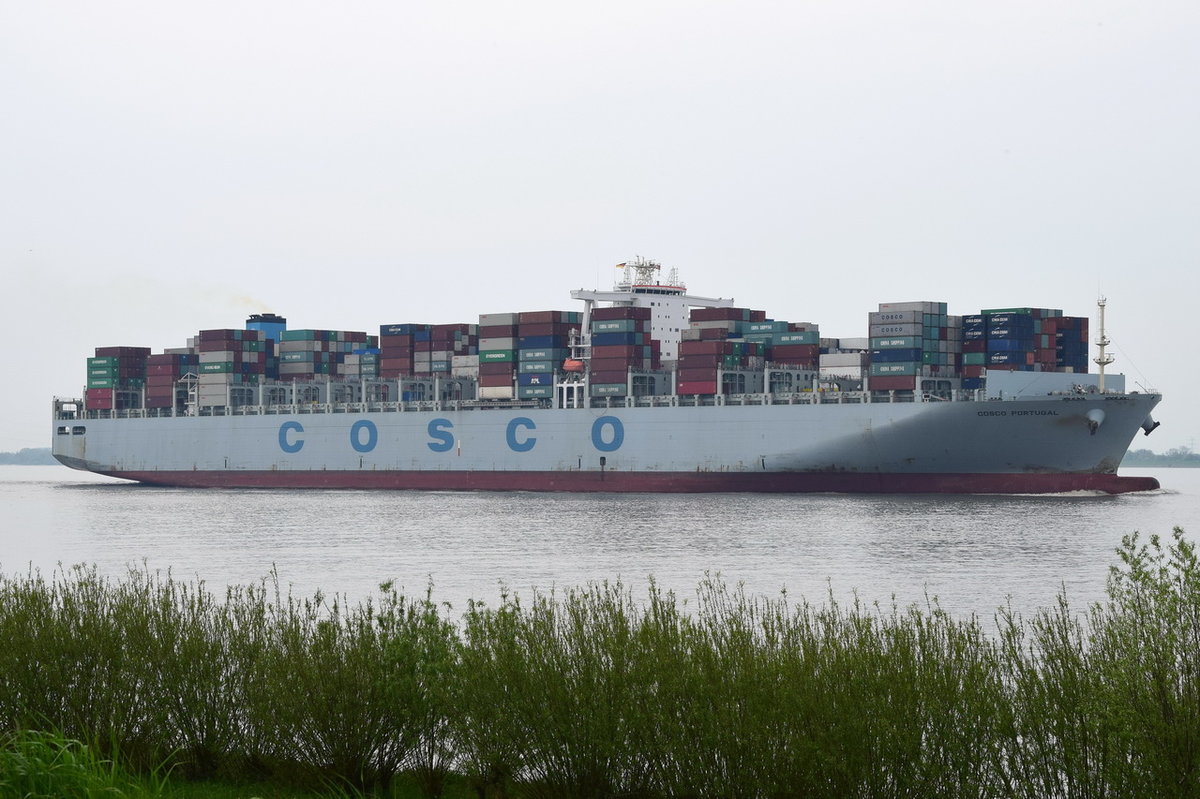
[1093,296,1114,393]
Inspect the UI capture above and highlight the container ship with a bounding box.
[51,259,1162,494]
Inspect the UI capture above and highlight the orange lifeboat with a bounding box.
[562,359,585,373]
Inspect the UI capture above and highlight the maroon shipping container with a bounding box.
[690,307,749,323]
[145,375,178,387]
[479,362,515,376]
[677,367,719,382]
[93,347,151,359]
[679,340,735,356]
[379,334,415,348]
[591,306,651,322]
[677,380,718,394]
[591,345,642,359]
[478,324,518,337]
[699,327,730,341]
[962,340,986,353]
[379,357,414,372]
[479,373,515,387]
[518,310,573,325]
[589,370,629,384]
[870,376,917,391]
[770,344,820,360]
[518,321,578,337]
[196,329,248,343]
[961,365,986,378]
[589,357,639,373]
[677,354,723,369]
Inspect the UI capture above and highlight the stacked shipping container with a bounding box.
[197,328,269,407]
[588,306,655,398]
[960,308,1089,390]
[867,302,962,391]
[85,347,150,410]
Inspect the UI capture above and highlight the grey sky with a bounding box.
[2,1,1196,453]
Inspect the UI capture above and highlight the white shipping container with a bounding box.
[479,337,516,351]
[820,365,865,379]
[877,301,938,313]
[452,354,480,367]
[479,385,516,400]
[451,366,480,378]
[820,352,866,367]
[868,310,923,325]
[199,350,235,363]
[479,312,518,326]
[869,323,923,337]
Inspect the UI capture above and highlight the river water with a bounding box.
[2,465,1197,621]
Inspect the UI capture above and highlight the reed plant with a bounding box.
[1,527,1197,799]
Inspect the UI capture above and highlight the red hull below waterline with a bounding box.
[95,469,1161,495]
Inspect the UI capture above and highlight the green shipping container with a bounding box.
[589,383,628,397]
[869,362,920,377]
[480,350,516,363]
[87,356,119,367]
[517,385,554,399]
[200,362,234,373]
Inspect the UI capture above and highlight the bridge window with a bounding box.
[57,426,69,435]
[72,426,86,435]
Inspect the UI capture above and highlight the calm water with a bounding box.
[2,465,1198,621]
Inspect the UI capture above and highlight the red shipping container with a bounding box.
[699,327,730,341]
[677,380,718,394]
[869,376,917,391]
[85,388,115,409]
[749,310,767,322]
[479,373,515,387]
[962,340,986,353]
[961,365,986,378]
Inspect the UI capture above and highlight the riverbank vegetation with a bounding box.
[1,529,1197,798]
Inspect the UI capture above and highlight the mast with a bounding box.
[1093,296,1114,393]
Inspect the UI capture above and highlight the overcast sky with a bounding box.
[2,1,1197,454]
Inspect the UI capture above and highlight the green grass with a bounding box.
[2,528,1198,798]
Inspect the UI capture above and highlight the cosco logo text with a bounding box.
[277,416,625,455]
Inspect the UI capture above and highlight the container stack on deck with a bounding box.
[960,308,1089,391]
[196,328,269,407]
[677,307,770,395]
[477,312,519,400]
[274,329,372,382]
[867,302,962,392]
[516,310,580,400]
[144,352,198,409]
[85,347,150,410]
[588,306,655,398]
